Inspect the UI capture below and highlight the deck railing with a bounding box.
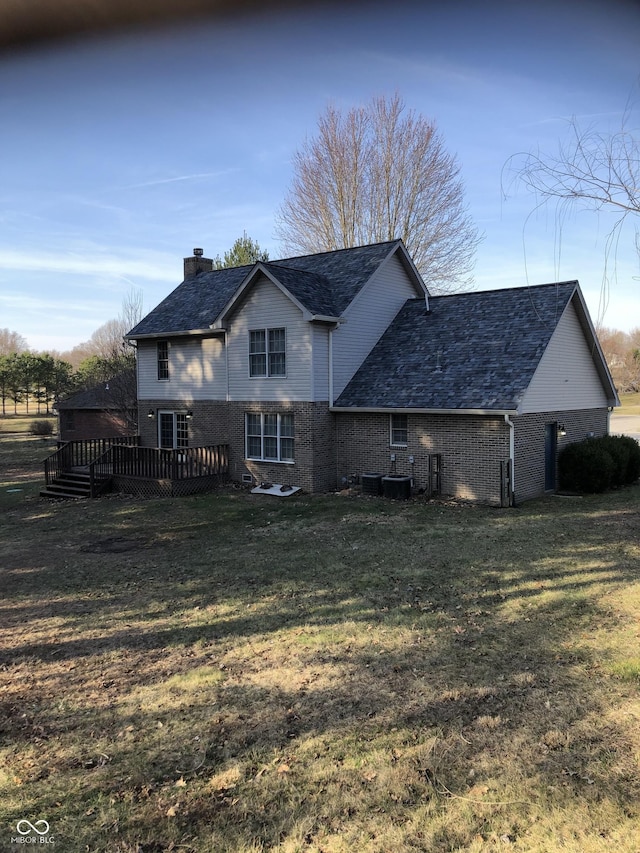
[44,436,140,486]
[92,444,229,482]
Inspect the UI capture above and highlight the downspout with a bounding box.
[504,413,515,506]
[328,324,337,407]
[225,331,230,403]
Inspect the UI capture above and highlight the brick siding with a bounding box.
[335,412,510,505]
[513,408,609,502]
[138,400,229,448]
[139,399,335,493]
[227,401,335,493]
[137,400,610,504]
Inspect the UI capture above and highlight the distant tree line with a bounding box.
[0,288,142,417]
[0,350,138,416]
[0,351,74,415]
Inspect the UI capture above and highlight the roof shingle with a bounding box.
[335,282,579,411]
[127,240,403,337]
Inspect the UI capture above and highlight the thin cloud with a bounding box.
[0,290,101,315]
[0,248,178,281]
[116,171,237,191]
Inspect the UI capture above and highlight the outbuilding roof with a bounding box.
[57,371,136,410]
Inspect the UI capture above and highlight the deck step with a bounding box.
[40,488,87,499]
[40,471,111,499]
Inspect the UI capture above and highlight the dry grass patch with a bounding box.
[618,391,640,414]
[1,436,640,850]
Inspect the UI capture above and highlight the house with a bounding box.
[125,241,618,505]
[56,371,137,442]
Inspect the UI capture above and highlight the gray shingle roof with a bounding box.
[57,371,136,410]
[127,265,249,337]
[127,240,403,337]
[335,282,580,411]
[258,263,337,316]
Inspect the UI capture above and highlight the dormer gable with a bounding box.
[213,263,341,329]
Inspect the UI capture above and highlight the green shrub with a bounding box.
[616,435,640,484]
[599,435,632,487]
[29,419,54,436]
[558,435,640,493]
[558,439,615,493]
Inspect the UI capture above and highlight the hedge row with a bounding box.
[558,435,640,493]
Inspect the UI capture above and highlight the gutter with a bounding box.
[126,328,224,342]
[329,405,517,417]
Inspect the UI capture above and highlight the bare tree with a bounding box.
[67,286,144,365]
[597,325,640,392]
[276,93,481,292]
[505,105,640,279]
[120,286,144,339]
[0,328,29,356]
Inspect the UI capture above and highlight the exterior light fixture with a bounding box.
[558,423,567,436]
[186,411,193,420]
[148,409,155,419]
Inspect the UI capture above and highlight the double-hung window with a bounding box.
[157,340,169,380]
[249,328,286,377]
[246,412,294,462]
[390,414,408,446]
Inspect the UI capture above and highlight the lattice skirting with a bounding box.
[112,474,227,498]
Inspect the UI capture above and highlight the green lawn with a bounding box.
[0,413,57,435]
[1,435,639,852]
[619,391,640,415]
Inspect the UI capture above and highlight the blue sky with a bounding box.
[1,0,639,352]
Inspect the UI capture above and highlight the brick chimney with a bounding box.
[184,248,214,278]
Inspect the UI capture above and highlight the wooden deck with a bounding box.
[42,438,229,498]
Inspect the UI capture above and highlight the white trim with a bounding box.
[389,413,408,446]
[157,409,189,449]
[245,411,295,463]
[248,326,287,379]
[156,340,170,381]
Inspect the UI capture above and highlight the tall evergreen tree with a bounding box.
[214,232,269,268]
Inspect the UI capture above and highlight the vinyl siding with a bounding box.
[226,274,312,402]
[137,336,226,401]
[332,252,423,399]
[519,302,609,413]
[311,323,330,401]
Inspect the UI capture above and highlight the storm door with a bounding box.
[544,422,557,491]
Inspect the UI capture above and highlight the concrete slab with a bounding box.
[251,482,301,497]
[610,413,640,442]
